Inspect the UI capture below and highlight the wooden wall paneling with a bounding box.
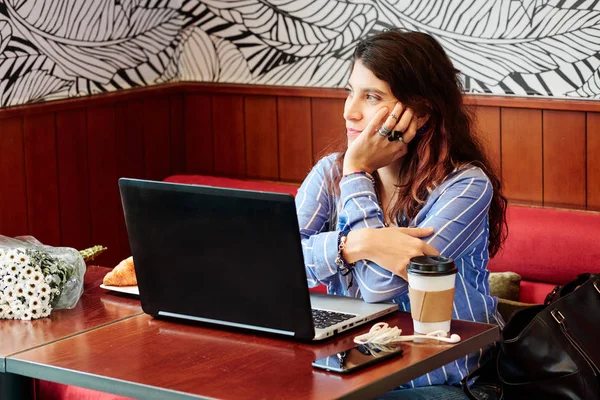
[277,97,313,182]
[467,93,600,112]
[0,117,28,237]
[87,106,121,267]
[244,96,278,179]
[115,100,145,260]
[0,84,179,120]
[170,82,600,112]
[473,106,501,175]
[170,94,185,175]
[184,94,213,174]
[3,83,600,260]
[115,101,145,180]
[543,111,586,207]
[56,109,90,250]
[212,95,245,177]
[588,113,600,210]
[23,113,61,246]
[311,98,346,162]
[143,97,171,181]
[500,108,543,204]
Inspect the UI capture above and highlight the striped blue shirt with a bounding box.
[295,154,503,388]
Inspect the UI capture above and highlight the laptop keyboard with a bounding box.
[312,309,355,329]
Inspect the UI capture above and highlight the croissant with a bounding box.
[103,256,137,286]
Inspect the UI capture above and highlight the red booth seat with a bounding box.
[163,175,300,196]
[166,175,600,304]
[487,204,600,303]
[35,380,132,400]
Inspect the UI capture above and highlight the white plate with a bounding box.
[100,284,139,296]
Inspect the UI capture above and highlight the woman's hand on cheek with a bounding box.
[343,102,416,175]
[344,106,389,174]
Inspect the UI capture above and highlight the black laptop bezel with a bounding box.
[119,178,316,340]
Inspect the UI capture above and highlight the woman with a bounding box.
[296,30,507,397]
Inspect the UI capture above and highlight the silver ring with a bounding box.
[378,126,392,137]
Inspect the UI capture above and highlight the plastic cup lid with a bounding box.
[407,255,458,276]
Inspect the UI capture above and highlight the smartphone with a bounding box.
[312,342,404,373]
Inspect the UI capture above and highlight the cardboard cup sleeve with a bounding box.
[409,287,455,323]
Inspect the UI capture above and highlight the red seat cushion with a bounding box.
[309,285,327,294]
[518,280,557,304]
[164,175,299,197]
[488,205,600,285]
[36,380,133,400]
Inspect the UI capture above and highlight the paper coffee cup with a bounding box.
[407,255,457,334]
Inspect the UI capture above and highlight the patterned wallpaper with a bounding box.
[1,0,600,107]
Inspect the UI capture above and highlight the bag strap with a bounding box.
[544,273,595,305]
[558,273,593,298]
[543,285,561,305]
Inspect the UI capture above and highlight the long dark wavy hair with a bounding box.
[333,30,508,257]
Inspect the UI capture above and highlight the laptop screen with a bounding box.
[119,179,315,338]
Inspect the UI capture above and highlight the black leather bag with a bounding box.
[464,273,600,400]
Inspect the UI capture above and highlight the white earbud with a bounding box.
[354,323,462,345]
[393,331,462,343]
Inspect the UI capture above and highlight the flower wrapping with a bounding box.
[0,235,86,320]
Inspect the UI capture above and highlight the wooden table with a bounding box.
[6,310,498,400]
[0,266,142,398]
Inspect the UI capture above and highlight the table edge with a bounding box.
[6,323,499,400]
[337,324,500,399]
[6,358,218,400]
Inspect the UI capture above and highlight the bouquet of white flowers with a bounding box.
[0,235,86,320]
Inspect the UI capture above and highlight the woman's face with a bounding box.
[344,60,398,146]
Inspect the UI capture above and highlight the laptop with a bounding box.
[118,178,397,341]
